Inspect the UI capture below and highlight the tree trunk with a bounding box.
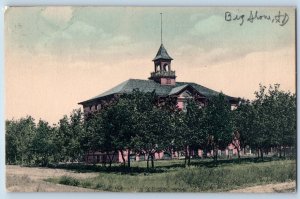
[237,148,241,162]
[120,150,126,166]
[107,151,115,168]
[146,154,150,170]
[151,154,154,169]
[127,149,131,168]
[170,149,173,160]
[214,151,218,162]
[279,146,282,158]
[109,155,112,168]
[260,148,264,161]
[227,149,230,160]
[283,146,286,157]
[188,148,191,167]
[214,144,218,162]
[102,154,107,167]
[184,146,188,167]
[92,151,96,165]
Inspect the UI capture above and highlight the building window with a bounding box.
[156,65,160,72]
[84,107,90,113]
[163,63,168,71]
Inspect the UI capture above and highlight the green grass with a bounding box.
[46,159,296,192]
[58,176,80,186]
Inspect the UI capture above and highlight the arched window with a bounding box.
[163,63,168,71]
[156,64,160,72]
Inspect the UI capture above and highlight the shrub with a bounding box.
[58,176,80,186]
[81,181,92,188]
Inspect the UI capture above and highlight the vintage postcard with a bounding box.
[5,7,296,192]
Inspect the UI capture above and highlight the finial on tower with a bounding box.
[160,12,163,44]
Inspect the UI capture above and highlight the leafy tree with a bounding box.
[133,106,173,169]
[253,84,296,159]
[67,109,85,162]
[232,100,255,160]
[172,99,205,167]
[5,116,36,165]
[83,112,106,165]
[31,119,54,166]
[5,120,19,164]
[205,93,233,162]
[101,98,136,167]
[264,84,296,157]
[234,84,296,160]
[171,110,188,160]
[184,100,206,165]
[53,115,70,162]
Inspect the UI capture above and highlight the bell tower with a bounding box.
[149,13,176,85]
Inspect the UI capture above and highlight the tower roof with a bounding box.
[153,44,173,61]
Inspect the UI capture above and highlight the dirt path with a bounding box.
[229,181,296,193]
[6,165,99,192]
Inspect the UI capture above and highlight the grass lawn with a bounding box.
[45,158,296,192]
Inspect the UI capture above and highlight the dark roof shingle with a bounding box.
[153,44,173,61]
[78,79,238,105]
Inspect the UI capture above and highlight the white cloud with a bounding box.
[40,7,74,28]
[109,35,131,45]
[189,13,207,21]
[65,21,99,37]
[190,15,224,35]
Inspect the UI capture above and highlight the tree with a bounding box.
[31,119,54,166]
[205,93,233,162]
[232,100,255,160]
[54,109,85,163]
[83,112,106,165]
[264,84,296,157]
[53,115,71,162]
[67,109,85,162]
[253,84,296,159]
[234,84,296,160]
[5,116,36,165]
[5,120,19,164]
[97,90,151,168]
[171,110,188,162]
[101,98,135,168]
[278,92,296,157]
[172,99,206,167]
[133,105,173,169]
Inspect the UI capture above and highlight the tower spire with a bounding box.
[160,12,163,44]
[150,13,176,85]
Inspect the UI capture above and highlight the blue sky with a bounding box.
[6,7,295,64]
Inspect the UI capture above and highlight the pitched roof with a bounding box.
[153,44,173,61]
[169,84,189,95]
[78,79,238,105]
